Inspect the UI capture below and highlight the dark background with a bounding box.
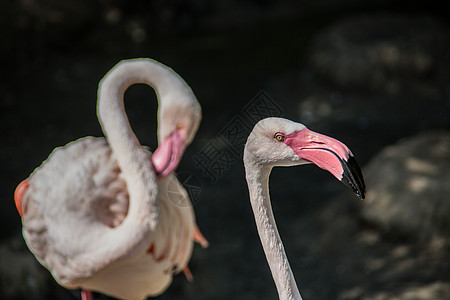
[1,1,449,299]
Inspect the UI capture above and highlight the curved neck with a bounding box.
[244,159,303,300]
[71,59,193,278]
[97,59,179,229]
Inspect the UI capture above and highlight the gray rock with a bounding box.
[361,131,450,241]
[307,14,449,93]
[339,282,450,300]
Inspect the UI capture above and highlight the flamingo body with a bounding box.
[21,137,194,299]
[16,58,203,300]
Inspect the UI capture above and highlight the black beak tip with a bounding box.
[341,156,366,200]
[355,189,365,200]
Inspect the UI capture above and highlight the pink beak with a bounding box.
[152,129,186,178]
[284,128,365,199]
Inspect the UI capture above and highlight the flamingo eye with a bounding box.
[274,133,285,142]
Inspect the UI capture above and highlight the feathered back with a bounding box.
[22,137,146,285]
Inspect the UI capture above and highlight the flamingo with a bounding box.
[243,117,365,300]
[13,58,208,300]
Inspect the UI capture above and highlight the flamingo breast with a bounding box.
[21,137,195,299]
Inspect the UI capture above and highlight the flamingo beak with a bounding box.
[284,128,366,199]
[152,129,186,178]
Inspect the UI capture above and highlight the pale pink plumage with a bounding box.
[244,117,365,300]
[16,58,204,300]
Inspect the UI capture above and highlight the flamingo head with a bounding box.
[152,90,202,178]
[244,117,365,199]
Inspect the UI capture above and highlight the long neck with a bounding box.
[97,59,177,229]
[244,160,303,300]
[69,59,194,278]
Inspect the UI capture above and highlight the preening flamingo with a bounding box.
[244,117,365,300]
[14,58,208,300]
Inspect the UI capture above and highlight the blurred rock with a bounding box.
[307,14,449,94]
[318,132,449,300]
[361,131,450,242]
[289,13,450,166]
[339,282,450,300]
